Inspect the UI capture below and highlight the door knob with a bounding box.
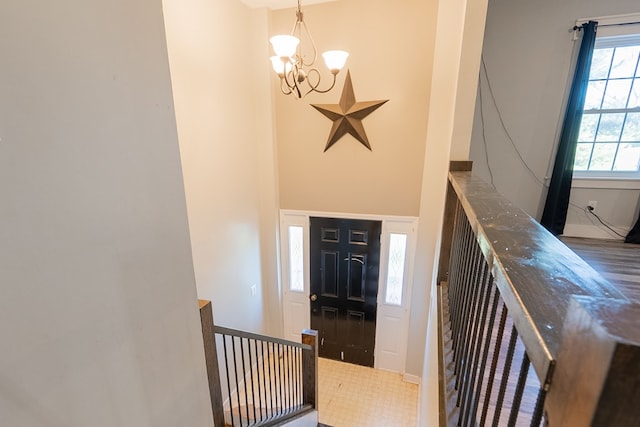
[310,294,318,301]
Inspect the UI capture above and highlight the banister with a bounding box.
[447,171,627,384]
[213,325,312,351]
[440,167,640,426]
[199,301,317,427]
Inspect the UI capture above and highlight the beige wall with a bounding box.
[413,0,488,423]
[163,0,281,335]
[272,0,437,217]
[0,0,212,425]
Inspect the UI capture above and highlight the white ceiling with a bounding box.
[239,0,337,10]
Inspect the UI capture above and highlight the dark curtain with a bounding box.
[541,21,598,235]
[625,215,640,243]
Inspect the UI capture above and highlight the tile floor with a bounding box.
[317,358,419,427]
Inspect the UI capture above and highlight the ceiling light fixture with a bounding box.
[270,0,349,99]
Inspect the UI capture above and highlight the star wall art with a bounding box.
[311,71,388,152]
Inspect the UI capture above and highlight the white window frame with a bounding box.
[573,15,640,183]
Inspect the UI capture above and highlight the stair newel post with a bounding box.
[199,300,226,427]
[302,329,319,409]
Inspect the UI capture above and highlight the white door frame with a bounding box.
[279,209,418,375]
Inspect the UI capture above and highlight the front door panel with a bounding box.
[310,217,381,367]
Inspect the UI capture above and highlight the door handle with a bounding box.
[310,294,318,301]
[343,257,364,265]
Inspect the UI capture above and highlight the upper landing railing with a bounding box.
[437,161,640,427]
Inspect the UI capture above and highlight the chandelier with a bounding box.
[269,0,349,99]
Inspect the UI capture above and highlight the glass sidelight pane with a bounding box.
[385,233,408,306]
[289,226,304,291]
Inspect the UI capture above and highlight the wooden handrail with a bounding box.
[446,171,626,383]
[438,167,640,426]
[213,325,312,351]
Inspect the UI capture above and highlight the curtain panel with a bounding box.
[540,21,598,235]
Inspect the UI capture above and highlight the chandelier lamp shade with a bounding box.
[270,0,348,99]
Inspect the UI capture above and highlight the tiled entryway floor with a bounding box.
[317,358,419,426]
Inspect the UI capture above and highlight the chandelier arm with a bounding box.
[309,74,338,94]
[298,20,318,67]
[282,66,303,98]
[290,17,301,40]
[281,65,299,92]
[279,77,294,96]
[304,67,323,91]
[302,68,338,96]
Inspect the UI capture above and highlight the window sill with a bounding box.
[572,176,640,190]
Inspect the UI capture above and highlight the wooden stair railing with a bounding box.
[199,300,318,427]
[437,162,640,426]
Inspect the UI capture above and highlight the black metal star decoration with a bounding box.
[311,70,388,152]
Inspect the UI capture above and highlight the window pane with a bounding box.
[584,80,606,110]
[609,46,640,78]
[590,48,613,79]
[629,79,640,108]
[590,143,617,170]
[385,233,407,306]
[596,113,625,141]
[622,112,640,141]
[613,143,640,171]
[582,38,640,174]
[288,226,304,292]
[574,143,593,170]
[601,78,633,109]
[578,114,599,141]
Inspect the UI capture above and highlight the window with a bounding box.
[288,225,304,291]
[574,33,640,176]
[384,233,407,306]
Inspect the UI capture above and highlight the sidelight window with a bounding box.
[288,225,304,291]
[384,233,408,306]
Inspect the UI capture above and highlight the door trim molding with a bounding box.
[279,209,419,374]
[281,209,418,224]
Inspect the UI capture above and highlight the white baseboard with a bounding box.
[403,373,421,385]
[562,223,626,241]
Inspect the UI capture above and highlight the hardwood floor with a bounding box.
[561,237,640,303]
